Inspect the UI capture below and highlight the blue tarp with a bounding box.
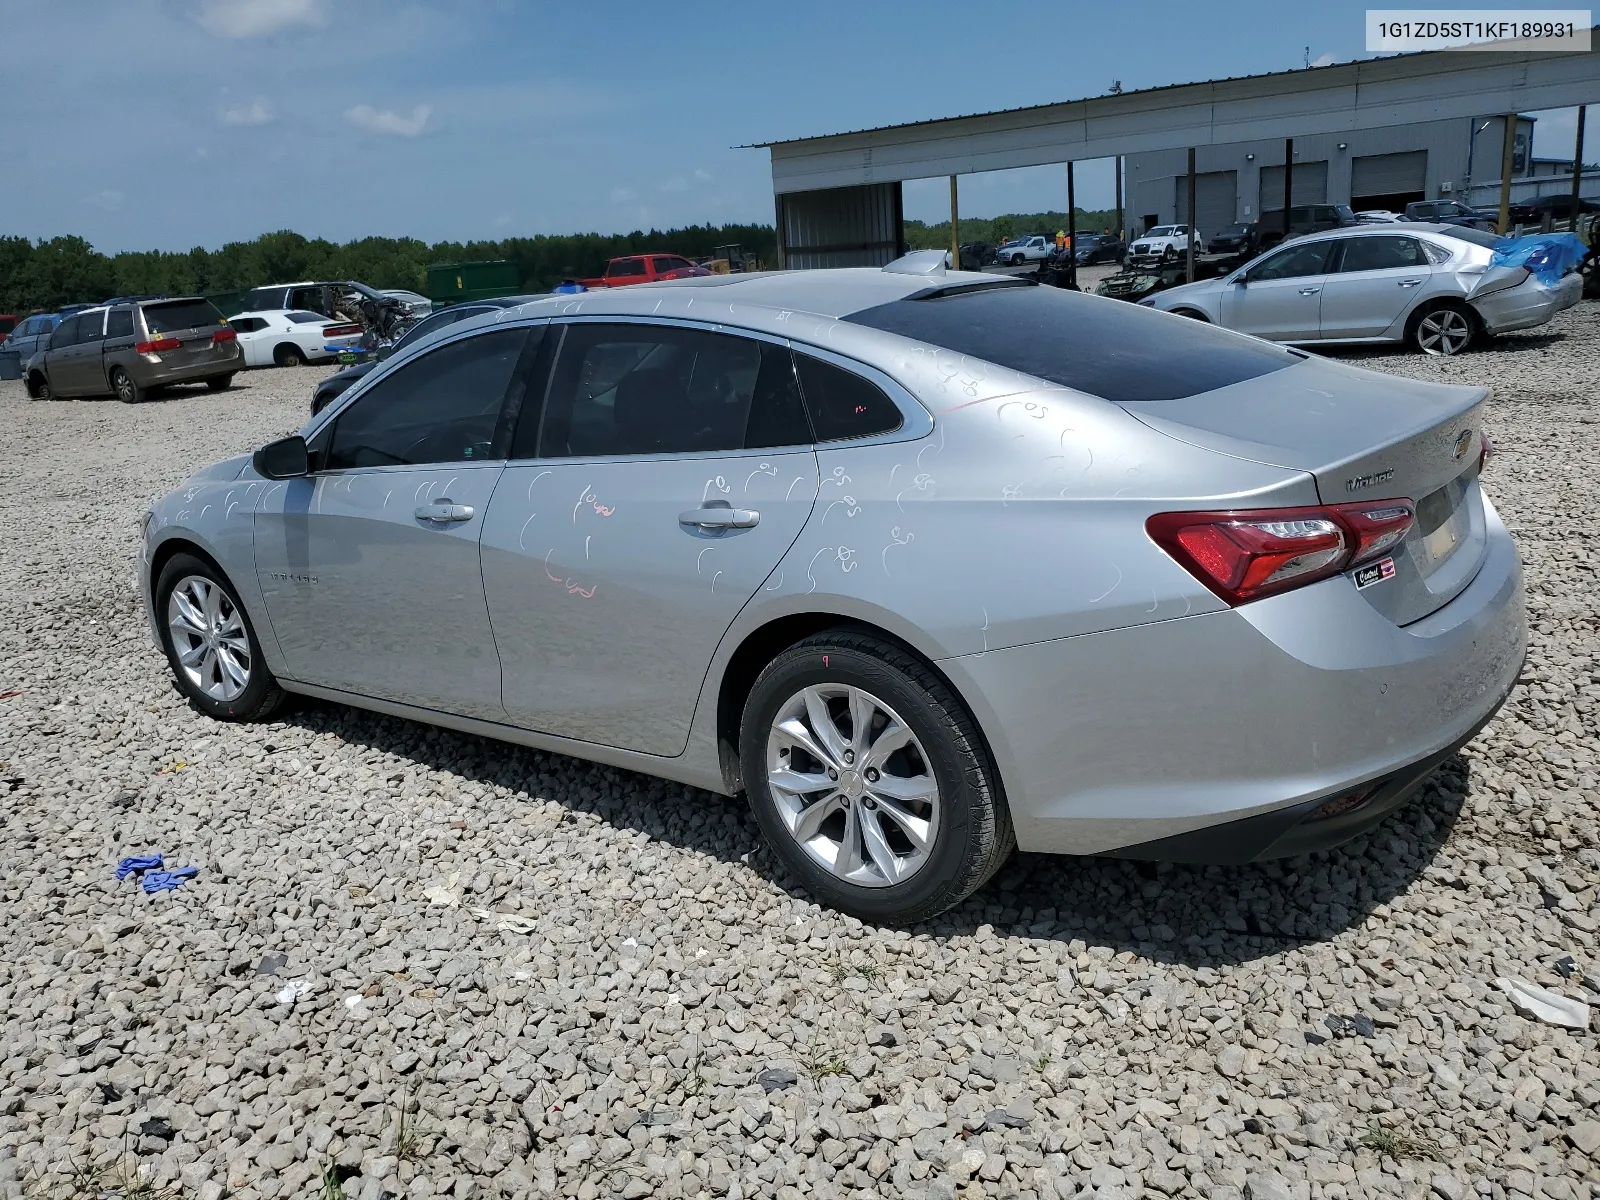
[1488,233,1587,287]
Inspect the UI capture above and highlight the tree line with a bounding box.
[0,224,780,314]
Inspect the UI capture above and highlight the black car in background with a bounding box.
[1506,193,1600,225]
[310,295,542,414]
[1403,200,1497,231]
[1071,233,1125,264]
[1206,222,1256,254]
[957,241,996,270]
[1256,203,1356,249]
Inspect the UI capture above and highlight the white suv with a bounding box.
[1128,225,1202,262]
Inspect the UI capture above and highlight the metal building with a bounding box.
[747,33,1599,267]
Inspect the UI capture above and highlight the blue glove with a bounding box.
[142,866,199,894]
[116,855,164,881]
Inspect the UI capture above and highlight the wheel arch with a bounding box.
[273,341,305,365]
[24,369,49,398]
[710,610,1006,804]
[1403,295,1482,345]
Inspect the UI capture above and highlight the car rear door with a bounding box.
[253,324,536,719]
[1317,235,1434,340]
[101,306,138,387]
[1220,240,1334,341]
[479,319,820,756]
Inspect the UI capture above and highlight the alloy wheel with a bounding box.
[1417,308,1471,356]
[765,684,940,888]
[166,575,252,702]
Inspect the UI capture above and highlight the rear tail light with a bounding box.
[211,327,237,344]
[135,337,181,354]
[1147,499,1415,606]
[322,323,363,337]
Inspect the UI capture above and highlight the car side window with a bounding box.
[77,312,105,341]
[325,327,529,470]
[793,352,903,442]
[611,259,647,278]
[105,309,134,340]
[290,287,327,314]
[1337,236,1427,272]
[651,257,677,274]
[396,307,478,349]
[530,323,812,459]
[1247,242,1333,281]
[48,316,81,349]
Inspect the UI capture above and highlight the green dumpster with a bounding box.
[427,260,523,306]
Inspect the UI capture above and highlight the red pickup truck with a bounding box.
[579,254,711,289]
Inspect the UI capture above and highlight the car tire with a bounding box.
[25,373,50,401]
[154,552,286,722]
[1409,301,1476,357]
[273,344,306,368]
[1010,254,1024,266]
[206,374,235,392]
[111,367,143,404]
[738,629,1014,924]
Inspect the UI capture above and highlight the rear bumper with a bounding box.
[130,343,243,386]
[942,496,1526,857]
[1472,272,1583,335]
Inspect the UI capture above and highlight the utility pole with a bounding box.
[1114,155,1124,243]
[1067,161,1078,290]
[1572,106,1588,233]
[949,176,960,269]
[1186,147,1197,284]
[1497,113,1517,234]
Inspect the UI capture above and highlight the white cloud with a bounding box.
[345,104,432,137]
[221,98,273,126]
[199,0,324,38]
[87,189,124,212]
[609,186,637,204]
[658,176,688,194]
[1310,52,1335,67]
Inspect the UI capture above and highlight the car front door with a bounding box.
[56,311,106,394]
[1221,240,1335,341]
[41,315,83,393]
[1318,234,1434,340]
[479,320,820,756]
[253,324,537,719]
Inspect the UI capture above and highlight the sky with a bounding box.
[3,0,1596,253]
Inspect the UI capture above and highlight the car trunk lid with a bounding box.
[1119,355,1490,625]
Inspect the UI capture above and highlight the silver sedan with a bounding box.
[141,255,1525,922]
[1147,223,1582,355]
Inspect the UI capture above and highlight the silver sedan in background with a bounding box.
[1148,223,1582,355]
[141,256,1525,923]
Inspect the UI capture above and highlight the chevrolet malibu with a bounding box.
[1148,224,1583,355]
[141,254,1525,923]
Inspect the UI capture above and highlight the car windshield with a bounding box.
[1147,227,1177,237]
[141,299,223,333]
[845,284,1296,403]
[1433,226,1507,250]
[286,311,325,324]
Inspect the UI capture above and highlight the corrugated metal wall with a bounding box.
[1259,161,1329,209]
[778,183,904,270]
[1174,171,1239,236]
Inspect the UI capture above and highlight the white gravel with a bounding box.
[0,310,1596,1200]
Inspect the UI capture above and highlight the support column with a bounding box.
[1186,147,1197,284]
[949,176,960,269]
[1067,161,1079,290]
[1572,106,1588,233]
[1283,138,1294,245]
[1114,155,1124,244]
[1498,113,1517,234]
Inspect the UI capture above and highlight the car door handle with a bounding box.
[679,507,759,529]
[1298,287,1321,295]
[415,499,474,523]
[1397,278,1424,287]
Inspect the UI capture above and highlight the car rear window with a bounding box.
[142,300,224,333]
[286,311,325,324]
[845,284,1296,402]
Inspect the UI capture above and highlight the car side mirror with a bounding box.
[253,435,309,480]
[376,344,394,361]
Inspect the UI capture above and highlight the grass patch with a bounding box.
[1358,1120,1444,1162]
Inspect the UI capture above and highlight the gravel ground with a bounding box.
[1,308,1596,1200]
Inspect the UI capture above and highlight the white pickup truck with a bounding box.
[995,235,1052,265]
[1127,224,1202,263]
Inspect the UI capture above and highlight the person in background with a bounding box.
[1055,230,1067,251]
[554,279,586,294]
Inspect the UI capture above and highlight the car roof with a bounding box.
[498,268,1016,324]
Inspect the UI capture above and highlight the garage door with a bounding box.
[778,183,904,269]
[1350,150,1427,210]
[1175,171,1238,237]
[1259,161,1328,211]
